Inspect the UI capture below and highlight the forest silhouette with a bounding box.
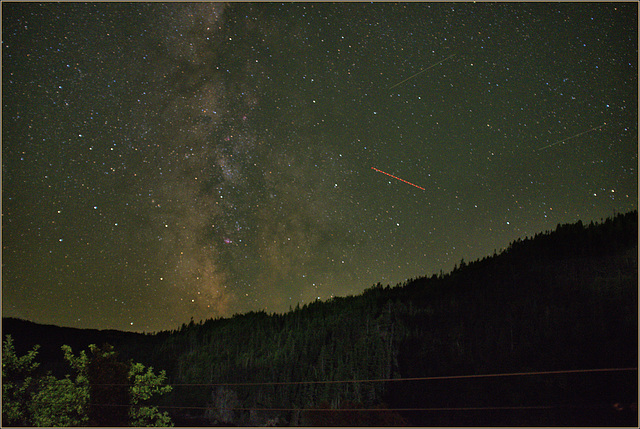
[3,210,637,426]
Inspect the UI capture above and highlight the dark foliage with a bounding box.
[301,401,407,426]
[87,345,130,426]
[0,318,150,379]
[3,211,637,426]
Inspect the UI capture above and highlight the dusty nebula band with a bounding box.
[2,2,636,332]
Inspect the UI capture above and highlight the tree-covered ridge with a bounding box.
[141,210,636,425]
[3,211,637,426]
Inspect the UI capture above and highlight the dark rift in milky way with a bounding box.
[128,3,356,322]
[2,2,636,331]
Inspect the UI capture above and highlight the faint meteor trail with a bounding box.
[389,54,457,90]
[536,124,606,151]
[371,167,425,190]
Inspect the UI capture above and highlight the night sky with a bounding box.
[2,2,637,332]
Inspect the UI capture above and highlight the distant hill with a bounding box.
[1,317,152,377]
[3,210,637,426]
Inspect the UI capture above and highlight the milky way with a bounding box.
[2,2,637,331]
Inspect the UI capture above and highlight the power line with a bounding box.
[83,402,618,413]
[28,366,634,419]
[166,366,639,386]
[197,404,611,412]
[87,366,637,387]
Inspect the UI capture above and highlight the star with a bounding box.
[1,1,636,332]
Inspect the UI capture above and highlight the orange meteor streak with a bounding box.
[371,167,425,190]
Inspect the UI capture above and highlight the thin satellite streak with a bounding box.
[371,167,425,190]
[389,54,457,90]
[536,124,606,151]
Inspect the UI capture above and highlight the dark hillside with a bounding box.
[3,211,637,426]
[1,317,153,378]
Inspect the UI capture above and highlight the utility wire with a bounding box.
[23,367,636,419]
[34,374,637,416]
[86,366,637,387]
[82,402,619,413]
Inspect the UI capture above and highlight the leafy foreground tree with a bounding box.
[30,344,90,426]
[2,335,42,426]
[2,335,173,427]
[128,361,173,427]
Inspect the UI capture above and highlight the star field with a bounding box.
[2,2,637,332]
